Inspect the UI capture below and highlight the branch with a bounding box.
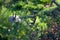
[52,0,60,7]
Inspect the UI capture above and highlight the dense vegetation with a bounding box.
[0,0,60,40]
